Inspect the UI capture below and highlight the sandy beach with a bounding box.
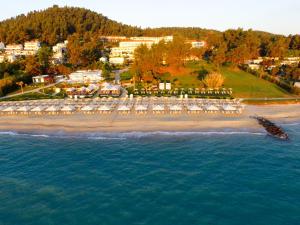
[0,104,299,133]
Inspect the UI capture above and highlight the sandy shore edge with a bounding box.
[0,104,299,134]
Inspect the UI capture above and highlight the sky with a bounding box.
[0,0,299,35]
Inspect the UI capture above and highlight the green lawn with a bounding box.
[221,68,291,98]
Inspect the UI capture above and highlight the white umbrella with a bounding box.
[117,105,131,111]
[98,105,111,111]
[205,105,219,111]
[31,106,45,112]
[2,106,16,112]
[17,106,31,112]
[169,105,182,111]
[81,105,94,111]
[45,105,59,112]
[61,105,75,112]
[222,105,236,111]
[188,105,202,111]
[152,105,165,111]
[135,105,148,111]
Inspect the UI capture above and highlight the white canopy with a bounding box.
[81,105,94,111]
[169,105,182,111]
[117,105,131,111]
[222,105,237,111]
[61,105,75,111]
[188,105,202,111]
[205,105,219,111]
[2,106,16,112]
[152,105,165,111]
[98,105,111,111]
[135,105,148,111]
[17,106,31,112]
[31,106,45,112]
[45,105,60,112]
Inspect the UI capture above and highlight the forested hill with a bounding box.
[0,5,299,50]
[0,5,143,45]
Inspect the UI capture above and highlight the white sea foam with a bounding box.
[0,131,50,138]
[115,131,265,139]
[0,131,19,136]
[0,130,265,140]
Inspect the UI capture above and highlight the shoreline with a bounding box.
[0,104,299,134]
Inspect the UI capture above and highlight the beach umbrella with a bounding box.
[45,105,60,112]
[2,106,16,112]
[152,105,165,111]
[31,106,45,112]
[135,105,148,111]
[188,105,202,111]
[205,105,219,111]
[61,105,75,112]
[169,105,182,111]
[222,105,236,111]
[81,105,94,111]
[97,105,111,111]
[17,106,31,112]
[117,105,131,111]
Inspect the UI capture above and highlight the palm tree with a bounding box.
[16,81,24,94]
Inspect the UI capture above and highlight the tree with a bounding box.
[38,46,52,72]
[203,72,225,88]
[24,56,41,76]
[16,81,24,93]
[166,36,191,68]
[211,43,227,66]
[102,62,112,80]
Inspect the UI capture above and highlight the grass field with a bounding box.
[221,68,291,98]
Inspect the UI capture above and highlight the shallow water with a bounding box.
[0,122,300,225]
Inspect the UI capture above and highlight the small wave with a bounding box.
[0,130,265,140]
[0,131,50,138]
[113,131,265,139]
[87,136,126,140]
[30,134,50,138]
[0,131,19,136]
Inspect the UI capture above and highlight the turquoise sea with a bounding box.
[0,122,300,225]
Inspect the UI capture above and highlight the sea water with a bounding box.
[0,122,300,225]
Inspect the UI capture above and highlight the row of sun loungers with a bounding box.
[0,98,244,115]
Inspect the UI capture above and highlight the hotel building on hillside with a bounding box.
[23,40,41,55]
[5,44,24,55]
[52,40,68,64]
[1,40,41,62]
[109,36,174,65]
[100,36,127,42]
[68,70,104,83]
[0,42,5,50]
[0,54,16,63]
[188,40,207,48]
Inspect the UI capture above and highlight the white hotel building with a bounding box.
[68,70,104,83]
[0,40,41,62]
[109,36,173,65]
